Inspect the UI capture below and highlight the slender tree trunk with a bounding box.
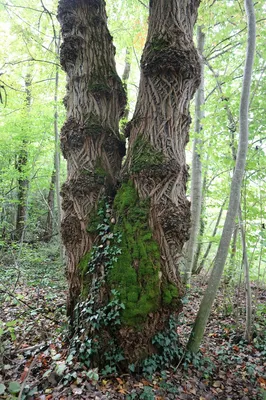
[58,0,126,318]
[54,37,64,259]
[43,35,62,246]
[15,74,31,242]
[184,26,205,285]
[15,148,28,240]
[121,48,131,134]
[239,206,252,341]
[187,0,256,353]
[122,48,131,88]
[43,169,56,242]
[192,168,208,273]
[195,198,226,275]
[225,222,239,283]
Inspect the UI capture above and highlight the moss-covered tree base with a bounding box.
[75,182,183,367]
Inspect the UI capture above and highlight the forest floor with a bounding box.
[0,252,266,400]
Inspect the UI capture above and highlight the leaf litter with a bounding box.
[0,275,265,399]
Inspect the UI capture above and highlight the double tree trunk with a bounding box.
[58,0,200,367]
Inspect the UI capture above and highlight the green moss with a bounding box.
[131,136,164,173]
[162,283,179,306]
[85,114,104,136]
[94,157,108,183]
[109,181,162,327]
[150,36,168,52]
[87,199,105,234]
[88,82,111,94]
[79,251,93,298]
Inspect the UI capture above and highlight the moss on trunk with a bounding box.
[109,181,161,326]
[79,182,180,329]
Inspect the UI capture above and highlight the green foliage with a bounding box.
[141,316,183,376]
[182,351,215,379]
[0,319,18,342]
[109,181,162,326]
[71,290,125,372]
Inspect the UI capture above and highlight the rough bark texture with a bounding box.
[58,0,200,368]
[124,0,201,291]
[58,0,126,317]
[117,0,201,359]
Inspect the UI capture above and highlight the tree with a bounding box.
[14,74,31,242]
[184,25,205,285]
[58,0,201,369]
[58,0,126,318]
[187,0,256,353]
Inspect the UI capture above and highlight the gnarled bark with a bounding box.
[58,0,126,317]
[58,0,200,368]
[119,0,201,357]
[125,0,201,291]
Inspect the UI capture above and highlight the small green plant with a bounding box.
[0,319,18,342]
[141,316,183,377]
[182,351,215,379]
[0,381,23,397]
[139,385,155,400]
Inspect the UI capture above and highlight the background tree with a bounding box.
[184,25,205,285]
[187,0,256,353]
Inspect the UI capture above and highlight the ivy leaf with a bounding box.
[8,381,21,394]
[55,362,67,376]
[0,384,6,395]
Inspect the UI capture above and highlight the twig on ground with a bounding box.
[14,342,48,354]
[18,356,37,400]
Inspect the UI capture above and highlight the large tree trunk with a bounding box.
[58,0,126,318]
[117,0,200,360]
